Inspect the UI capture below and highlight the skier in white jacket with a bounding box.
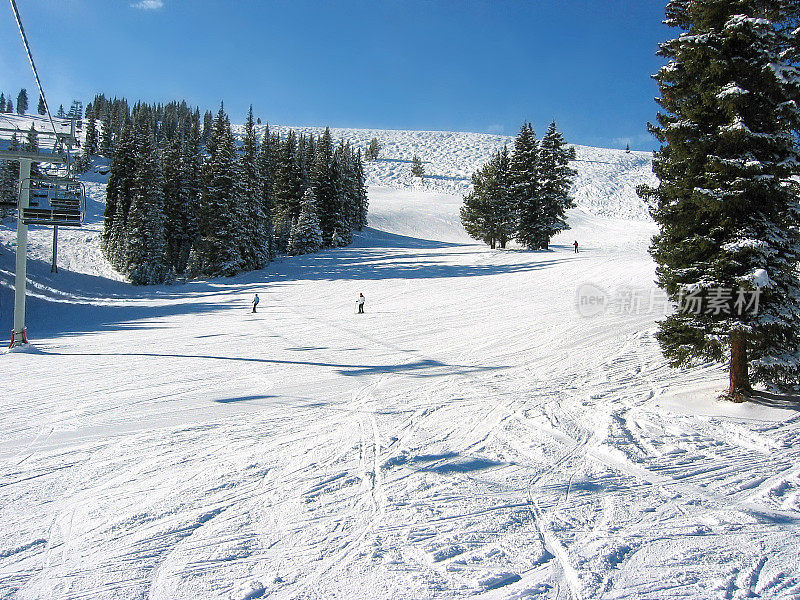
[357,293,365,314]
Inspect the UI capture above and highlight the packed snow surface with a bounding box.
[2,120,800,599]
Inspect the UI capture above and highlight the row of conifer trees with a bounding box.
[460,121,576,250]
[87,96,368,284]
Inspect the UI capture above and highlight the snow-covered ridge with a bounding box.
[251,125,657,221]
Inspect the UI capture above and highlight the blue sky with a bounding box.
[0,1,669,150]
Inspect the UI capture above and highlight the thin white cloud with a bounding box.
[131,0,164,10]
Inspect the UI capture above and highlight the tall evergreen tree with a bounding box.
[272,130,301,251]
[0,134,20,213]
[189,105,245,277]
[23,123,42,178]
[16,89,28,115]
[312,127,338,245]
[23,123,39,153]
[461,147,514,249]
[353,151,369,231]
[125,116,171,284]
[331,140,354,246]
[289,188,323,255]
[5,99,12,114]
[0,93,6,113]
[537,122,576,249]
[100,112,113,157]
[57,104,65,118]
[162,134,187,273]
[173,112,203,273]
[37,94,46,115]
[257,123,277,259]
[509,122,542,249]
[85,112,99,156]
[202,110,214,144]
[102,123,137,264]
[640,0,800,397]
[239,105,270,269]
[365,138,381,161]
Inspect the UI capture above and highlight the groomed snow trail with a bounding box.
[2,158,800,598]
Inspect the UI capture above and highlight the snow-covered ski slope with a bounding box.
[2,120,800,600]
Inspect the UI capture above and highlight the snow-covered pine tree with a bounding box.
[57,104,65,118]
[16,89,27,115]
[189,105,246,277]
[172,111,202,274]
[257,123,277,259]
[4,100,11,114]
[100,112,114,157]
[67,100,83,120]
[411,154,425,178]
[125,117,172,285]
[288,188,323,255]
[297,133,312,194]
[271,130,303,252]
[365,137,381,161]
[461,147,513,249]
[641,0,800,397]
[85,112,99,156]
[37,94,45,115]
[0,93,5,113]
[313,127,338,246]
[329,140,353,247]
[23,123,42,178]
[353,150,369,231]
[202,110,214,145]
[0,133,20,214]
[537,122,576,249]
[240,105,270,270]
[162,134,187,273]
[509,122,542,249]
[21,123,38,154]
[102,123,137,266]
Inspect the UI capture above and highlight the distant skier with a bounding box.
[573,240,579,253]
[252,293,260,313]
[357,293,365,314]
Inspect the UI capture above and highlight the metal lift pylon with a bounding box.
[10,158,32,347]
[1,143,74,349]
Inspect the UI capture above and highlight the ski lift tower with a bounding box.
[0,125,83,348]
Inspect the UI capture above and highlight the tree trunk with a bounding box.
[728,330,752,401]
[490,238,496,249]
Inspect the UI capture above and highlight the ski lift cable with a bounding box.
[8,0,59,139]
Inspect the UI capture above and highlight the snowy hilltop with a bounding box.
[254,125,657,221]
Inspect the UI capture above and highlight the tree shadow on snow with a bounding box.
[749,390,800,411]
[36,350,505,379]
[258,229,575,283]
[214,395,277,403]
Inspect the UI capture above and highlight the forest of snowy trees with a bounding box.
[80,95,368,284]
[460,122,576,250]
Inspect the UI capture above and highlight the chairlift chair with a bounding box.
[19,177,86,227]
